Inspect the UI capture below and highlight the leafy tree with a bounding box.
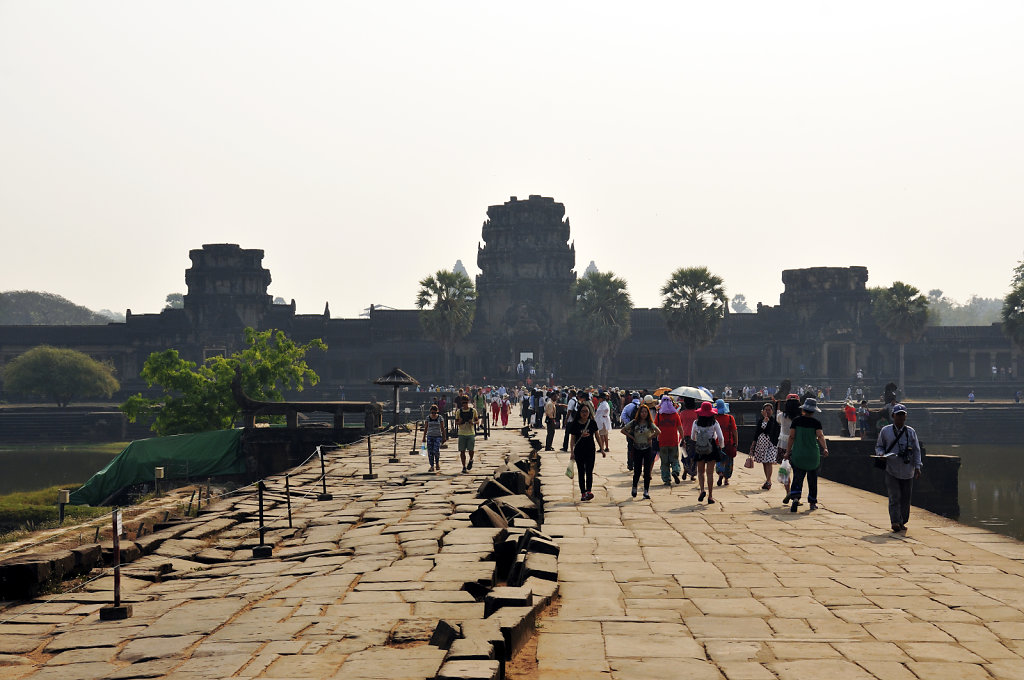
[569,271,632,384]
[1004,254,1024,350]
[872,282,929,398]
[1002,285,1024,350]
[0,291,112,325]
[416,270,476,383]
[660,267,728,384]
[164,293,184,309]
[3,346,119,407]
[731,294,752,314]
[121,328,326,436]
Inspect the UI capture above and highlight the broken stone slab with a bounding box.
[496,470,529,495]
[509,517,538,529]
[429,619,462,649]
[484,585,533,617]
[70,544,102,573]
[475,479,516,500]
[522,552,557,582]
[436,659,501,680]
[523,576,558,604]
[469,505,508,530]
[181,517,236,540]
[443,527,507,546]
[487,605,537,659]
[447,636,497,660]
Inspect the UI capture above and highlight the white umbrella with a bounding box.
[669,385,713,401]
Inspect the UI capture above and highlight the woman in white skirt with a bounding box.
[594,391,613,453]
[750,402,781,489]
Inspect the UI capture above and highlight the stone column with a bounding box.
[949,359,955,379]
[822,342,829,377]
[969,351,976,379]
[849,342,857,377]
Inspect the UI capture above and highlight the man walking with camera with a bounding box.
[874,403,922,533]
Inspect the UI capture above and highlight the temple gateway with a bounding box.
[0,195,1017,397]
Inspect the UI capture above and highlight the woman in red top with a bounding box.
[843,400,857,437]
[713,399,739,486]
[654,396,686,485]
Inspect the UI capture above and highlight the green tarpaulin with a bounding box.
[69,429,245,506]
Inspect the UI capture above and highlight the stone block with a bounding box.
[496,470,529,495]
[484,586,533,617]
[429,619,462,650]
[448,636,497,660]
[462,619,506,660]
[522,552,557,582]
[470,504,509,530]
[493,495,540,523]
[488,605,537,659]
[0,555,52,599]
[436,659,501,679]
[476,478,516,500]
[49,550,78,580]
[71,544,102,573]
[444,527,507,546]
[523,534,559,557]
[101,541,141,566]
[523,576,558,603]
[509,518,538,529]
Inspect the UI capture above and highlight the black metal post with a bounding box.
[317,448,333,501]
[99,509,132,619]
[364,433,377,479]
[285,474,293,528]
[253,481,271,558]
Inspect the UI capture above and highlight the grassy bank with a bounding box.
[0,485,109,538]
[0,441,129,455]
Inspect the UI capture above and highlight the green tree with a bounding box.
[1003,285,1024,350]
[3,346,119,407]
[660,267,728,384]
[164,293,184,309]
[731,294,752,314]
[416,270,476,383]
[1004,254,1024,350]
[569,271,632,385]
[121,328,326,436]
[872,282,929,399]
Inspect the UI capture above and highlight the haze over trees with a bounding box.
[661,267,728,385]
[569,271,632,386]
[0,291,115,325]
[121,328,325,436]
[926,290,1002,326]
[3,346,119,407]
[416,270,476,384]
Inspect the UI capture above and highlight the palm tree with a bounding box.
[569,271,632,384]
[660,267,728,384]
[416,269,476,383]
[872,282,929,399]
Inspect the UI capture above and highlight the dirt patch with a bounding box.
[505,595,560,680]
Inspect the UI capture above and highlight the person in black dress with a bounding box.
[569,402,604,501]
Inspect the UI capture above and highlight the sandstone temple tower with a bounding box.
[474,195,576,375]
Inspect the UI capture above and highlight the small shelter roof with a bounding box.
[373,366,419,387]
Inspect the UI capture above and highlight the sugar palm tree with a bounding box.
[416,269,476,384]
[872,282,929,399]
[569,271,632,384]
[660,267,727,384]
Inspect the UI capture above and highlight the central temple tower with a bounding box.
[474,195,576,375]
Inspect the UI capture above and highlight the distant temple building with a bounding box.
[0,196,1018,397]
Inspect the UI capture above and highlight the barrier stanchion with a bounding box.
[99,509,132,620]
[285,475,293,528]
[364,435,377,480]
[317,449,333,501]
[252,481,272,558]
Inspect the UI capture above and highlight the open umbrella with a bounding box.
[652,386,672,397]
[669,385,713,401]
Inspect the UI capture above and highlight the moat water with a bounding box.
[2,443,1023,541]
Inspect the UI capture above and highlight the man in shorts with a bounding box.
[456,395,479,472]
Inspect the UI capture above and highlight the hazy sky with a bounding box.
[2,1,1023,318]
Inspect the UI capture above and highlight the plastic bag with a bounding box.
[778,459,792,483]
[565,461,575,479]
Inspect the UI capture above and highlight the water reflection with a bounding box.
[932,444,1024,541]
[0,448,119,495]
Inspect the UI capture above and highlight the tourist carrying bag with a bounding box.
[873,427,906,470]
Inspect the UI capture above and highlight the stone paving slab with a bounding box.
[532,433,1024,680]
[0,427,528,680]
